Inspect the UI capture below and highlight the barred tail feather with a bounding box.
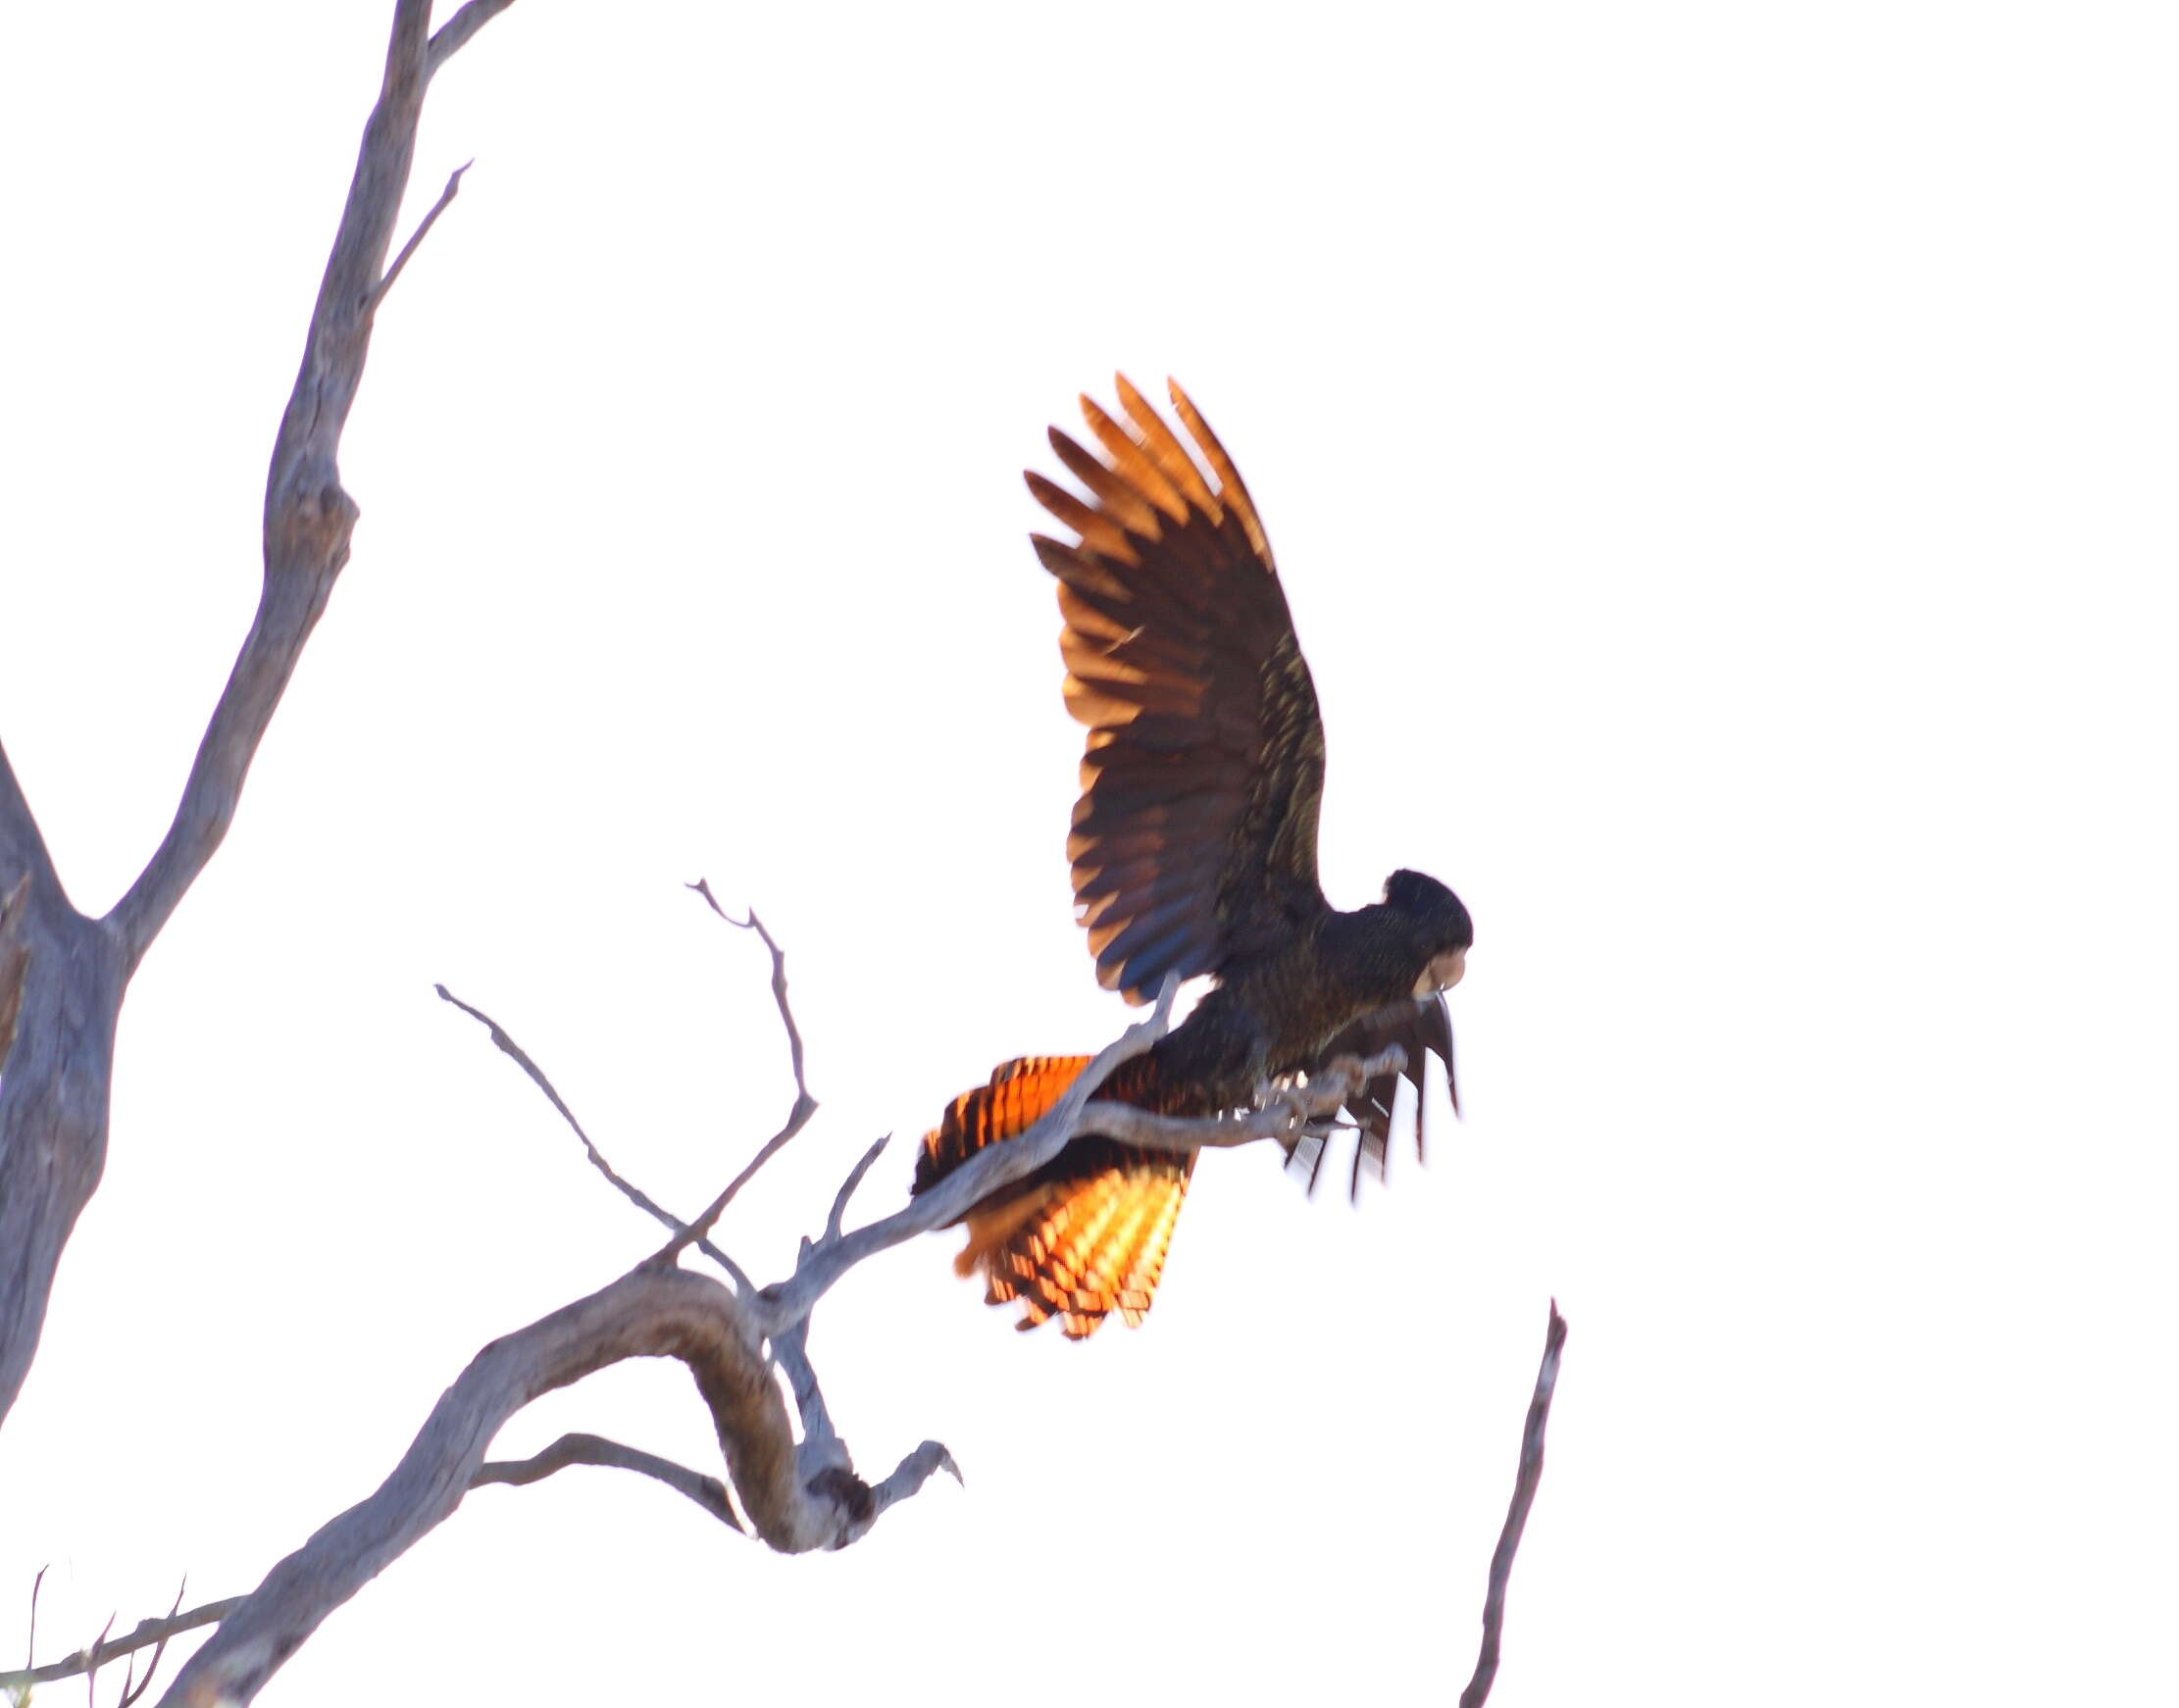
[916,1053,1192,1338]
[915,1054,1098,1192]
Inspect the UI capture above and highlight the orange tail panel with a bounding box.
[917,1054,1192,1338]
[917,1054,1097,1188]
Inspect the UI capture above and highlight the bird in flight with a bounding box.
[914,377,1473,1337]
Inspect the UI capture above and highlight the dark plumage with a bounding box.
[914,378,1473,1336]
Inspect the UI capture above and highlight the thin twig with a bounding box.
[653,889,819,1265]
[1459,1301,1569,1708]
[688,882,809,1098]
[475,1432,742,1532]
[825,1134,891,1242]
[114,1577,185,1708]
[433,984,660,1216]
[432,983,752,1288]
[81,1611,115,1708]
[25,1564,45,1674]
[368,160,471,308]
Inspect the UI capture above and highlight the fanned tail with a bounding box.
[915,1054,1192,1339]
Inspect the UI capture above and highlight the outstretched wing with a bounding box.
[1286,994,1458,1200]
[1030,377,1329,1004]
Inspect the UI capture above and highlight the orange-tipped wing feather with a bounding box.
[1029,377,1330,1005]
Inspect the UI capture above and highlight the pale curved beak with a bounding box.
[1414,946,1467,997]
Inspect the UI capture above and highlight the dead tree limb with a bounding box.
[100,964,1294,1705]
[151,1266,945,1708]
[107,0,475,973]
[3,1425,756,1697]
[1459,1301,1569,1708]
[0,0,515,1431]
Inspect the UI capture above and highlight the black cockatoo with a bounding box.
[913,378,1472,1336]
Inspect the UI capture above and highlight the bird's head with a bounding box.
[1383,868,1473,994]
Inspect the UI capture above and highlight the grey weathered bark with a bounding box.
[0,0,508,1430]
[150,1267,953,1707]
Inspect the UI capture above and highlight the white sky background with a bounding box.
[2,3,2174,1703]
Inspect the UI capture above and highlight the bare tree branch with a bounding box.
[0,1597,243,1696]
[769,1308,840,1479]
[4,1422,758,1699]
[855,1439,962,1538]
[426,0,519,78]
[24,1562,46,1672]
[475,1432,743,1532]
[437,941,873,1499]
[107,0,459,975]
[654,888,819,1265]
[83,1613,116,1708]
[114,1579,188,1708]
[433,983,673,1227]
[152,1266,946,1707]
[433,982,754,1290]
[21,911,1477,1700]
[825,1133,891,1242]
[367,160,472,309]
[431,960,908,1502]
[1460,1301,1569,1708]
[687,882,811,1108]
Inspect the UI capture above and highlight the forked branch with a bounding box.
[108,0,506,975]
[0,0,522,1434]
[152,1266,930,1707]
[658,885,819,1264]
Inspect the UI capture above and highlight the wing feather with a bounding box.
[1030,379,1329,1001]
